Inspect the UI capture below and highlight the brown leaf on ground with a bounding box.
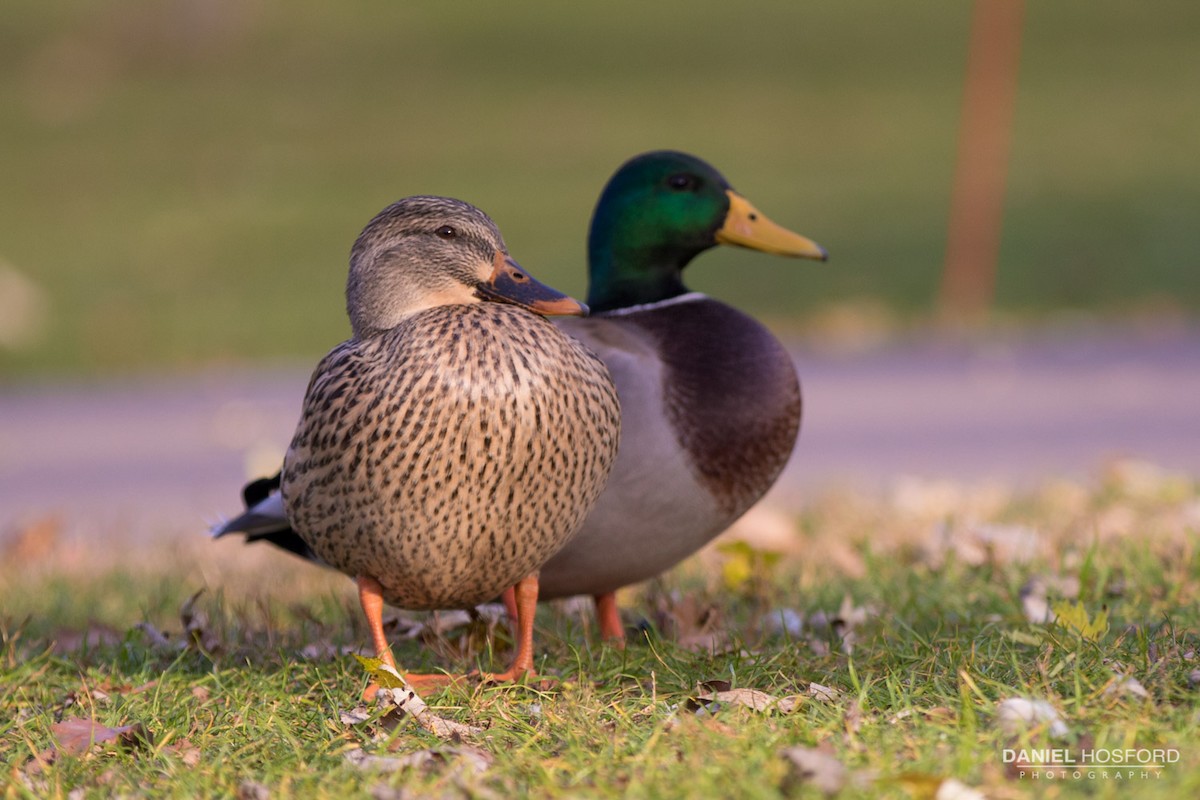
[779,745,850,797]
[339,706,373,726]
[692,681,801,714]
[164,738,202,767]
[236,780,270,800]
[51,717,153,755]
[922,706,956,722]
[1104,674,1150,699]
[894,772,951,797]
[1019,575,1082,626]
[345,744,493,776]
[353,661,484,740]
[23,747,58,776]
[84,678,158,700]
[844,702,866,735]
[339,701,410,741]
[995,697,1069,738]
[933,777,988,800]
[807,682,840,702]
[375,686,483,740]
[50,624,122,654]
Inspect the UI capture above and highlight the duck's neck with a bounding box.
[589,207,725,313]
[586,247,691,313]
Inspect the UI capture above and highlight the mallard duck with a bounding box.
[531,151,827,640]
[225,196,621,687]
[216,153,823,645]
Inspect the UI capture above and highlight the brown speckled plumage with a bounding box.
[282,302,620,610]
[274,195,620,683]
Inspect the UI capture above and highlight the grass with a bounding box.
[1,0,1199,377]
[2,462,1198,798]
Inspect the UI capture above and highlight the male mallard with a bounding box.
[229,196,621,687]
[530,151,827,641]
[216,153,823,646]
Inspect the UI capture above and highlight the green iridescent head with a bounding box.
[586,150,827,313]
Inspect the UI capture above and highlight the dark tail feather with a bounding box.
[243,526,321,563]
[242,473,281,507]
[212,471,324,566]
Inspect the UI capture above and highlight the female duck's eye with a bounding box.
[667,173,697,191]
[434,225,457,239]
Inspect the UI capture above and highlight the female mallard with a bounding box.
[532,151,827,641]
[255,196,620,685]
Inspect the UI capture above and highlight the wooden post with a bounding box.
[937,0,1026,326]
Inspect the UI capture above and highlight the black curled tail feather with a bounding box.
[212,472,325,566]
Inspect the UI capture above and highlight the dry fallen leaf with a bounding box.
[779,746,849,797]
[345,745,492,776]
[51,624,123,655]
[23,747,58,776]
[693,682,800,714]
[893,772,946,798]
[1019,578,1052,624]
[935,777,988,800]
[82,679,157,701]
[236,780,270,800]
[922,706,955,722]
[339,706,373,726]
[1052,599,1109,640]
[376,686,482,739]
[164,738,202,768]
[807,682,839,703]
[1104,674,1150,699]
[995,697,1069,738]
[355,656,483,739]
[51,718,153,755]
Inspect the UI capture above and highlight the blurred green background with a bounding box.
[1,0,1196,377]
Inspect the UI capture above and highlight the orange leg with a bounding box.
[358,575,396,669]
[480,573,539,682]
[357,575,453,698]
[501,585,519,636]
[594,591,626,648]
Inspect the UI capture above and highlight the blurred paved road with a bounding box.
[2,325,1198,541]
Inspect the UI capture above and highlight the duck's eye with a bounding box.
[666,173,698,191]
[434,225,458,239]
